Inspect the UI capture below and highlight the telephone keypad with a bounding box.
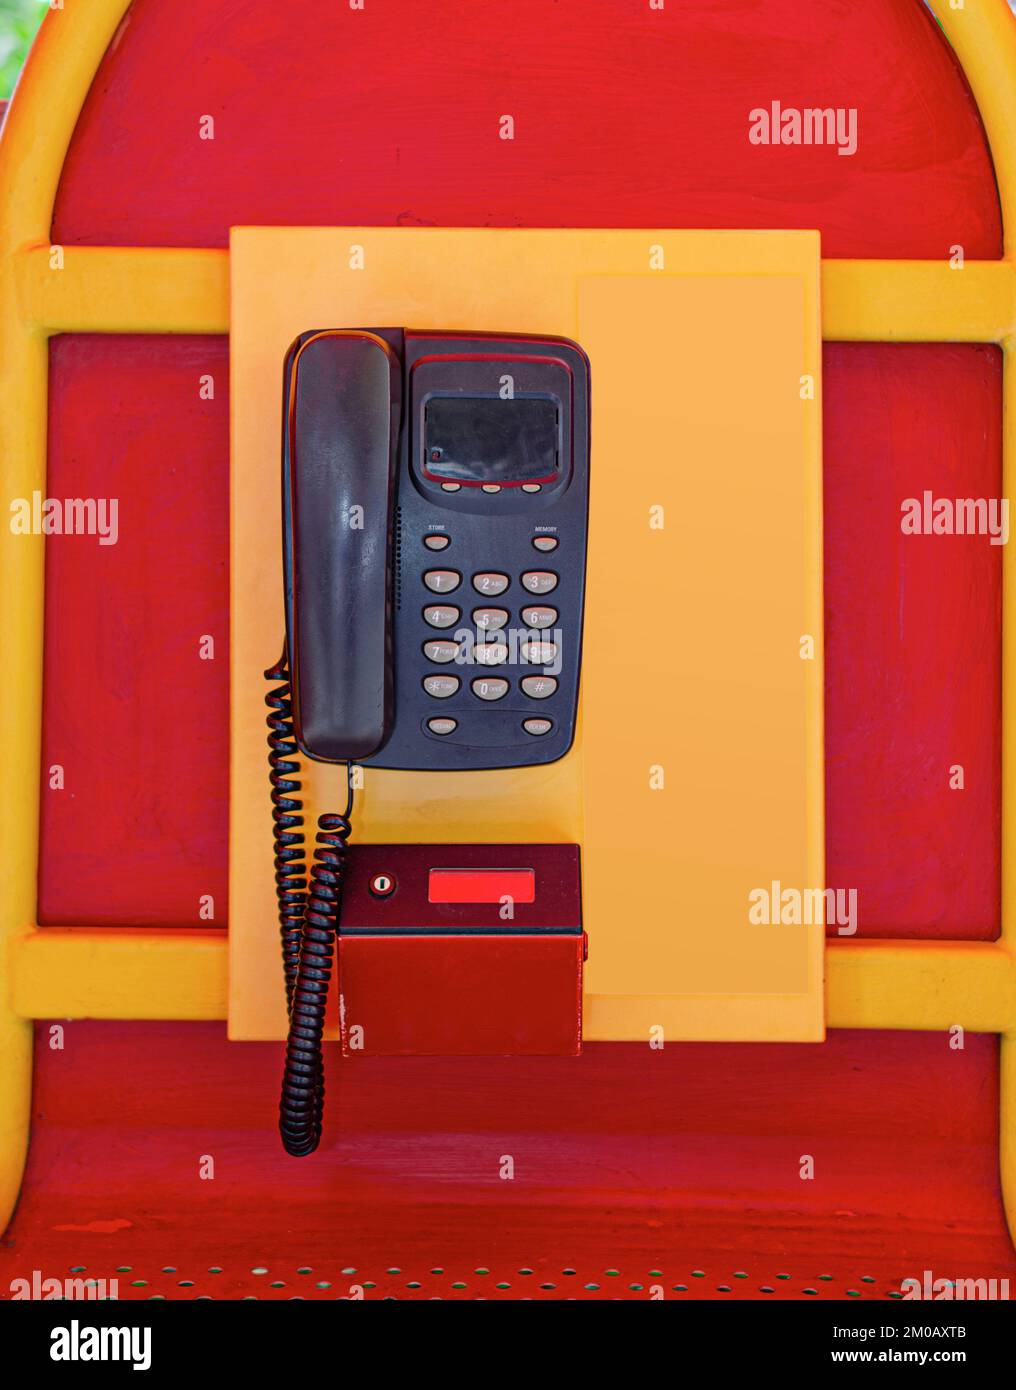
[472,677,509,701]
[521,606,557,629]
[424,570,461,593]
[472,572,510,596]
[521,571,558,595]
[423,675,460,698]
[423,640,459,663]
[423,605,460,629]
[521,676,557,699]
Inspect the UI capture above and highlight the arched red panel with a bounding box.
[54,0,1001,258]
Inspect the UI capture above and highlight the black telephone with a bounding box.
[266,329,590,1155]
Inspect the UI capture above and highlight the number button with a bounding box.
[523,640,558,664]
[423,605,460,629]
[423,675,459,699]
[424,570,461,594]
[471,677,509,701]
[423,640,459,664]
[521,606,557,630]
[472,572,510,596]
[521,676,557,699]
[473,640,508,666]
[521,571,558,595]
[472,607,509,631]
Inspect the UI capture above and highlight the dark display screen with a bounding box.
[423,395,559,482]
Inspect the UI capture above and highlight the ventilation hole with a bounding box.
[803,1287,818,1296]
[584,1283,600,1291]
[887,1291,903,1299]
[540,1283,556,1290]
[130,1280,148,1288]
[208,1266,223,1274]
[178,1280,194,1288]
[269,1281,286,1289]
[162,1266,176,1274]
[297,1267,312,1274]
[251,1267,268,1276]
[430,1268,444,1275]
[496,1282,511,1290]
[386,1267,401,1275]
[673,1284,688,1292]
[518,1268,533,1276]
[862,1276,876,1283]
[691,1270,706,1279]
[628,1284,644,1291]
[394,507,403,611]
[846,1289,861,1297]
[406,1282,421,1289]
[819,1274,834,1281]
[196,1296,213,1301]
[760,1286,775,1294]
[776,1272,790,1280]
[116,1266,132,1273]
[148,1295,166,1301]
[315,1281,331,1290]
[604,1269,620,1277]
[451,1282,467,1290]
[474,1267,489,1276]
[341,1267,357,1275]
[734,1271,748,1279]
[69,1266,86,1273]
[648,1269,663,1277]
[717,1285,732,1293]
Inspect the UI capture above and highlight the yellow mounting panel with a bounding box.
[228,226,823,1043]
[1,0,1016,1240]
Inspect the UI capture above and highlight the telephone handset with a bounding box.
[267,328,590,1154]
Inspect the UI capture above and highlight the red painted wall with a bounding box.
[13,0,1012,1280]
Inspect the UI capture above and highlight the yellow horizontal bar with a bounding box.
[11,929,229,1020]
[15,244,229,335]
[10,928,1014,1034]
[826,939,1016,1034]
[12,245,1016,345]
[822,258,1016,343]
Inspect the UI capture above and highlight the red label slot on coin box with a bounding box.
[428,868,535,904]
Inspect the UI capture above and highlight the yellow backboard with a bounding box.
[229,227,823,1042]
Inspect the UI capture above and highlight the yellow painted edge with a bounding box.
[12,245,1016,344]
[10,929,1014,1032]
[16,244,231,335]
[10,930,229,1021]
[822,258,1016,342]
[0,0,136,1234]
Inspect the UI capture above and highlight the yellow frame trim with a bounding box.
[2,0,1015,1242]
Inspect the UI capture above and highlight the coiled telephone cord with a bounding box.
[265,647,354,1156]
